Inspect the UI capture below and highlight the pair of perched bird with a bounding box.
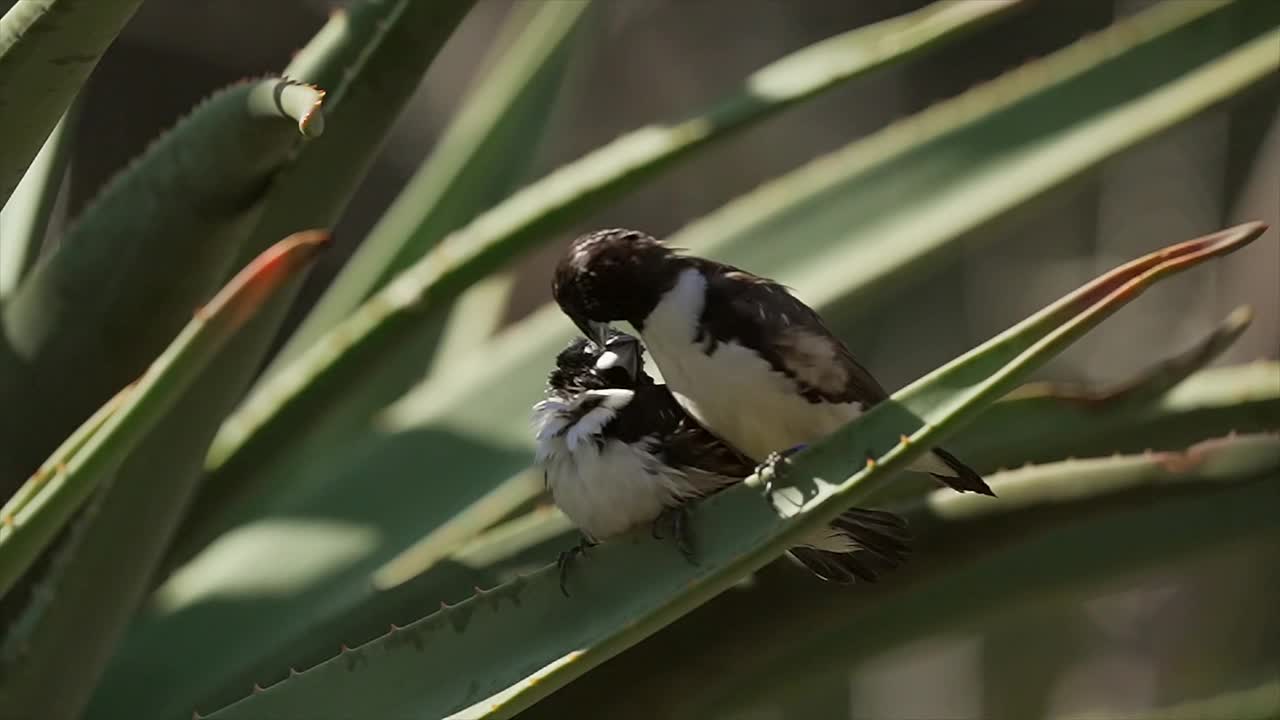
[534,229,994,592]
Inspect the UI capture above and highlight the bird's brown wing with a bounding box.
[692,257,888,406]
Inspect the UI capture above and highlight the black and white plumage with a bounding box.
[532,330,911,586]
[551,227,995,497]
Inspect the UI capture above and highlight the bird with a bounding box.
[551,227,995,497]
[532,328,911,595]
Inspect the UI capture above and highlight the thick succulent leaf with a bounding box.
[0,232,329,720]
[0,103,77,298]
[114,5,1278,712]
[530,434,1280,720]
[0,0,142,205]
[0,77,324,494]
[200,0,1025,522]
[955,315,1280,470]
[205,224,1268,719]
[272,0,593,370]
[137,0,474,586]
[374,350,1280,615]
[1001,305,1254,406]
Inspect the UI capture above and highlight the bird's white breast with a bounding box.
[640,267,861,462]
[532,391,698,541]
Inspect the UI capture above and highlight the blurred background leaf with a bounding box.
[0,230,329,720]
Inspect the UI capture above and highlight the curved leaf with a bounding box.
[0,102,78,298]
[0,0,142,205]
[0,77,325,493]
[531,435,1280,720]
[0,231,330,720]
[272,0,593,368]
[137,0,474,585]
[205,223,1268,719]
[372,355,1280,614]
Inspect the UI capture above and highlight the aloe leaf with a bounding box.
[0,77,325,493]
[272,0,593,370]
[0,231,329,720]
[955,315,1279,470]
[869,304,1267,502]
[550,434,1280,720]
[177,354,1280,701]
[0,0,143,206]
[0,102,77,299]
[135,0,473,585]
[430,272,518,372]
[205,223,1268,719]
[367,356,1280,614]
[202,0,1026,513]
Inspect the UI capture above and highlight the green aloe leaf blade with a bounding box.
[0,77,324,494]
[556,433,1280,720]
[0,231,330,720]
[273,0,593,370]
[205,224,1268,720]
[0,103,77,298]
[167,0,578,571]
[140,0,476,583]
[373,347,1280,618]
[0,0,143,205]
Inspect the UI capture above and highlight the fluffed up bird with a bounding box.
[532,328,911,595]
[551,227,995,497]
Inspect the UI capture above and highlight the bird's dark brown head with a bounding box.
[548,330,651,394]
[552,228,678,339]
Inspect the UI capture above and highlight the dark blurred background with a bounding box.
[65,1,1279,718]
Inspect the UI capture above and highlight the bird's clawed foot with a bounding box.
[651,505,697,565]
[557,535,596,597]
[756,443,808,497]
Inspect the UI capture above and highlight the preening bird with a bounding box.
[532,329,911,594]
[551,227,995,497]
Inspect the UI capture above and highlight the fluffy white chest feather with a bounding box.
[532,390,699,541]
[639,268,862,462]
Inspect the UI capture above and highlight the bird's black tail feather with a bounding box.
[929,447,996,497]
[788,508,912,584]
